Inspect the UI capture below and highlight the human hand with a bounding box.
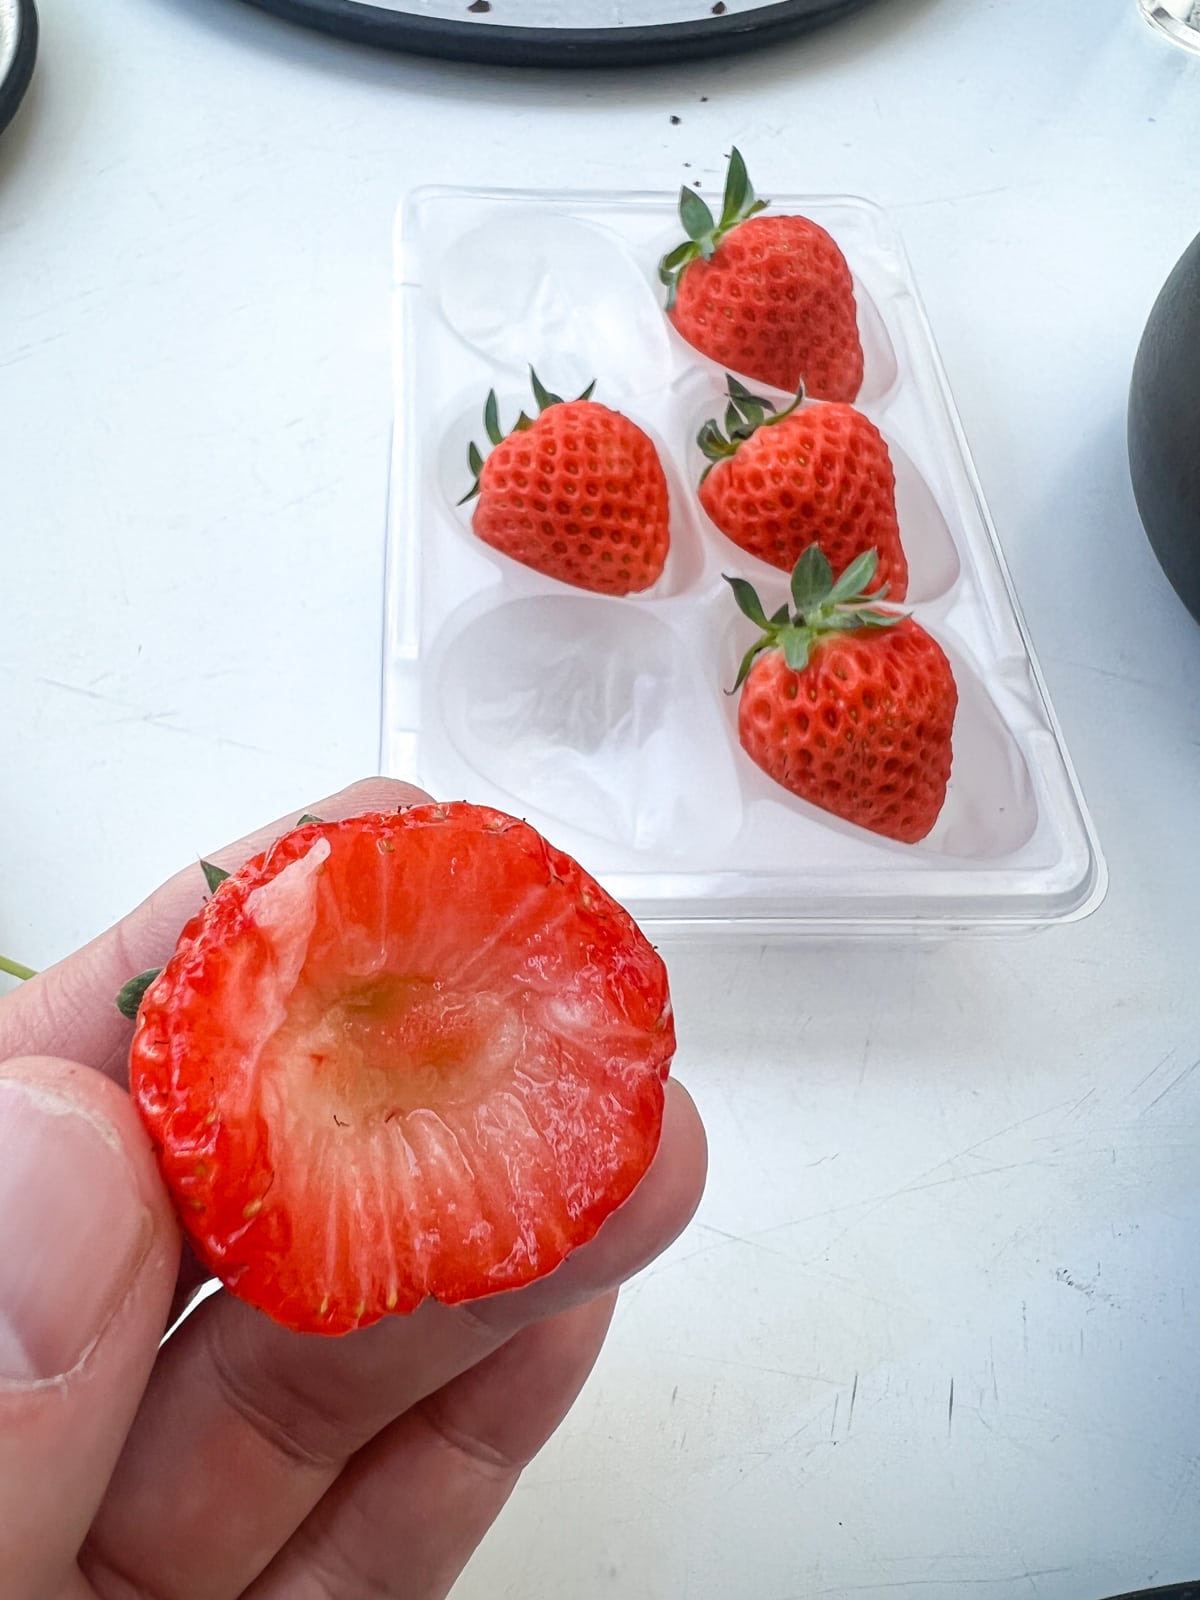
[0,778,707,1600]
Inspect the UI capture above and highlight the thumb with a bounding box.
[0,1058,180,1598]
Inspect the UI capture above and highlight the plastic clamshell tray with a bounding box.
[383,185,1106,939]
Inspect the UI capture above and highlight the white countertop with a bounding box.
[3,1,1199,1595]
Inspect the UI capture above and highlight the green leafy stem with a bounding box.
[726,545,901,690]
[459,369,596,505]
[658,147,768,310]
[698,376,805,479]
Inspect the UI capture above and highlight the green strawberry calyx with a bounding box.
[112,854,238,1018]
[114,853,231,1021]
[6,811,336,1009]
[113,812,328,1021]
[697,375,805,480]
[658,147,768,312]
[459,368,597,505]
[725,546,901,690]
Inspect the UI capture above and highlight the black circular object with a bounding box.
[0,0,37,137]
[1129,228,1200,624]
[233,0,885,68]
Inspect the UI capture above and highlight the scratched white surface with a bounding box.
[2,1,1199,1596]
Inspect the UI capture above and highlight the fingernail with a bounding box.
[0,1077,151,1383]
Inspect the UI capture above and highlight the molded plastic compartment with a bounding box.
[384,186,1105,937]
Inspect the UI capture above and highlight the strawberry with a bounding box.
[128,804,674,1335]
[462,370,670,596]
[698,376,908,599]
[659,149,864,402]
[727,548,956,844]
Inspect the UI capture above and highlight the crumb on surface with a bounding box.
[467,0,491,11]
[670,114,681,125]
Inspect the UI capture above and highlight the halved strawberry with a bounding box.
[128,804,674,1335]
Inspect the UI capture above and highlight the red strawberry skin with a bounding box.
[739,620,956,843]
[472,400,670,596]
[670,215,864,402]
[129,805,674,1335]
[701,402,908,599]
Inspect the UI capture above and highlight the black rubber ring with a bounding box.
[233,0,884,68]
[0,0,37,138]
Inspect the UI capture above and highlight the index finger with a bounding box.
[0,778,431,1085]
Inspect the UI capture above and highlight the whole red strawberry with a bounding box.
[660,149,864,402]
[699,377,908,599]
[727,548,956,843]
[128,804,674,1335]
[462,371,670,596]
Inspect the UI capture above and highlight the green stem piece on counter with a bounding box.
[0,955,37,981]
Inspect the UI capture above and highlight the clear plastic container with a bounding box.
[383,185,1106,938]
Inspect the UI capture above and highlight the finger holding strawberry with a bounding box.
[462,369,671,596]
[699,375,908,599]
[660,148,864,403]
[727,547,957,844]
[0,779,706,1600]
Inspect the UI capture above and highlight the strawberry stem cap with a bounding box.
[116,968,162,1021]
[201,858,231,895]
[460,369,597,504]
[725,546,901,689]
[659,147,768,311]
[698,375,806,478]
